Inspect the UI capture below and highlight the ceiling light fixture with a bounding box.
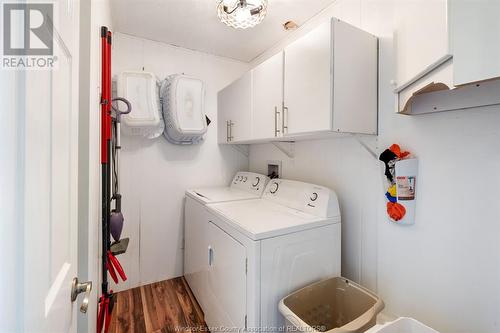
[217,0,268,29]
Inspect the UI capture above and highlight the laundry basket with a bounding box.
[279,277,384,333]
[365,317,440,333]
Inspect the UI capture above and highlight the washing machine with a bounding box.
[203,178,342,332]
[184,171,269,310]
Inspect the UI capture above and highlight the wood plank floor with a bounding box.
[108,277,207,333]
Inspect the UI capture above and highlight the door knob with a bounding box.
[71,277,92,313]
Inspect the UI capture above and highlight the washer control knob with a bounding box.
[310,192,318,201]
[270,182,279,194]
[252,177,260,187]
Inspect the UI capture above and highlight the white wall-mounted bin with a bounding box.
[160,74,207,145]
[116,71,164,138]
[392,158,418,225]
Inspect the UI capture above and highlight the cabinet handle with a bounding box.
[274,106,281,137]
[208,246,213,266]
[282,104,288,134]
[229,120,234,141]
[226,120,234,142]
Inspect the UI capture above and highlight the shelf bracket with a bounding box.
[351,134,378,160]
[404,79,500,115]
[272,141,295,158]
[230,144,250,158]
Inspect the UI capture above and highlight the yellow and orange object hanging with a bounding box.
[379,144,411,222]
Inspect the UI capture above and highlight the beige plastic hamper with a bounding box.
[279,277,384,333]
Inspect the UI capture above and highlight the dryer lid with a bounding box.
[262,179,340,218]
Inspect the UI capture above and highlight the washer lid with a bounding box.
[208,199,340,240]
[186,187,262,204]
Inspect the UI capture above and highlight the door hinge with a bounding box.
[245,258,248,274]
[245,315,247,330]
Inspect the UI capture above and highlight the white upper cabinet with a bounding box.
[284,21,332,135]
[252,52,284,140]
[332,19,378,134]
[395,0,500,113]
[284,18,378,136]
[394,0,450,89]
[218,71,252,143]
[449,0,500,86]
[217,17,378,144]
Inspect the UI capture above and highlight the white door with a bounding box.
[252,52,283,140]
[284,20,332,135]
[217,71,252,143]
[4,0,83,331]
[205,221,247,332]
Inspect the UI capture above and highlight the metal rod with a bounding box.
[100,26,109,296]
[274,106,280,137]
[282,103,288,133]
[100,26,113,297]
[105,30,112,296]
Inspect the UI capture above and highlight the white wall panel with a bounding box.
[112,33,250,290]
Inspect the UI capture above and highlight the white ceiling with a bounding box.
[110,0,336,62]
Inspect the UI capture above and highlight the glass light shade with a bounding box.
[217,0,268,29]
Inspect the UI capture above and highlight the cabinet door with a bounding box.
[284,20,332,135]
[450,0,500,85]
[394,0,450,87]
[332,19,378,134]
[217,72,252,143]
[252,52,284,140]
[205,221,247,331]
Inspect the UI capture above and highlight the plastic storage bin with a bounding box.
[279,277,384,333]
[117,71,164,139]
[365,317,439,333]
[160,74,207,145]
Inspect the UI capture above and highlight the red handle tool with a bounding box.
[97,294,110,333]
[107,250,127,283]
